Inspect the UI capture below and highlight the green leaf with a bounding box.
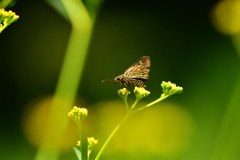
[73,147,82,160]
[45,0,69,21]
[0,0,16,9]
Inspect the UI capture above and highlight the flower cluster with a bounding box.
[87,137,98,154]
[76,137,98,157]
[68,106,88,125]
[0,8,19,33]
[134,87,150,100]
[117,88,130,99]
[161,81,183,97]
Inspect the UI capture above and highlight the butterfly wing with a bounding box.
[123,56,151,81]
[123,56,150,72]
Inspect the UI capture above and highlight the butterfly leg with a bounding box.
[121,78,129,88]
[133,82,136,87]
[123,82,128,88]
[119,83,122,88]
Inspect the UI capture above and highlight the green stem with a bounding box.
[0,24,8,33]
[35,1,92,159]
[78,121,88,160]
[132,94,170,114]
[95,98,140,160]
[130,99,139,111]
[95,111,132,160]
[123,98,129,112]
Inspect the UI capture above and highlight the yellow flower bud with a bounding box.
[134,87,150,100]
[117,88,130,99]
[68,106,88,124]
[161,81,183,97]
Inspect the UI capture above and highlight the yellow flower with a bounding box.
[118,88,130,96]
[76,137,98,157]
[134,87,150,100]
[76,137,98,147]
[76,140,81,146]
[87,137,98,157]
[87,137,98,149]
[68,106,88,124]
[0,9,19,19]
[117,88,130,99]
[0,9,19,33]
[161,81,183,97]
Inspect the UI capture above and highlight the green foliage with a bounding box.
[0,0,16,9]
[73,147,82,160]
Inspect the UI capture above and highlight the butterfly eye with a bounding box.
[116,77,120,81]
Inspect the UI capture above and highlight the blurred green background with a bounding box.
[1,0,240,160]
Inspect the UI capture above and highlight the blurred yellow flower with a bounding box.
[76,137,98,147]
[76,137,98,157]
[68,106,88,125]
[76,140,81,146]
[87,137,98,150]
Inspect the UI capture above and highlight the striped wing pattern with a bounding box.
[123,56,150,81]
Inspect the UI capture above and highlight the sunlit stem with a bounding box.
[132,94,170,114]
[35,1,92,159]
[123,98,129,112]
[95,98,139,160]
[130,99,139,111]
[78,122,88,160]
[95,111,132,160]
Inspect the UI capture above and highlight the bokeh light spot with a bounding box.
[21,96,80,152]
[211,0,240,34]
[91,100,194,157]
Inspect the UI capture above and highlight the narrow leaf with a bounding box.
[73,147,82,160]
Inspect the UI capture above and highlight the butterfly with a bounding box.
[102,56,151,88]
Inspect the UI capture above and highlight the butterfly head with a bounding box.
[102,75,122,85]
[114,75,122,83]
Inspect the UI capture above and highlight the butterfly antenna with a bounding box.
[101,79,113,83]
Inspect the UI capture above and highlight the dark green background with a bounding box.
[1,0,240,160]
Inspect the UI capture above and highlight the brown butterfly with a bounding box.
[102,56,151,88]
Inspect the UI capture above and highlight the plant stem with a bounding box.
[0,24,8,33]
[35,1,92,159]
[123,98,129,112]
[78,122,88,160]
[132,94,170,114]
[131,99,139,110]
[95,111,132,160]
